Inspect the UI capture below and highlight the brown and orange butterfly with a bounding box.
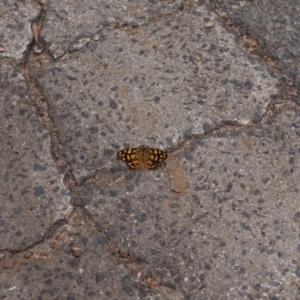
[117,146,168,170]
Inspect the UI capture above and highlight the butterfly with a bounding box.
[117,146,168,170]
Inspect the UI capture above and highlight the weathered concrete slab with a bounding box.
[0,64,72,251]
[41,0,183,58]
[0,228,171,299]
[34,2,278,184]
[1,0,300,299]
[210,0,300,93]
[81,110,300,299]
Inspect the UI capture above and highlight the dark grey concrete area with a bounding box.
[2,226,167,299]
[1,0,300,299]
[0,64,72,251]
[210,0,300,98]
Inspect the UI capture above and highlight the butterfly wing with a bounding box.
[117,148,143,170]
[144,148,168,170]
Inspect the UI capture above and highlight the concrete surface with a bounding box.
[0,0,299,299]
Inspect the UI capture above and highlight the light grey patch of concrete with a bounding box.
[0,229,170,300]
[68,37,91,52]
[35,3,279,183]
[0,64,72,251]
[48,40,69,58]
[41,0,183,58]
[81,111,300,299]
[0,1,40,59]
[210,0,300,89]
[46,37,92,58]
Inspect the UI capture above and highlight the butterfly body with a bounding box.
[117,146,168,170]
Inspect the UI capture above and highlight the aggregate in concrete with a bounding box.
[81,111,300,299]
[210,0,300,94]
[40,0,183,58]
[1,0,300,299]
[34,2,278,184]
[0,0,40,59]
[0,227,170,299]
[0,64,72,252]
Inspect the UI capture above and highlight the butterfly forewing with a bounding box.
[117,148,143,170]
[144,148,168,169]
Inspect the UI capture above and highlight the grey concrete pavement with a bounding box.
[0,0,299,299]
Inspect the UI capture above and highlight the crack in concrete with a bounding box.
[17,5,188,296]
[6,0,299,298]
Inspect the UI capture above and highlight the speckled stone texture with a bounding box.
[209,0,300,102]
[0,65,72,251]
[80,111,300,299]
[41,0,183,58]
[1,0,300,299]
[0,229,166,299]
[34,2,278,184]
[0,1,40,59]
